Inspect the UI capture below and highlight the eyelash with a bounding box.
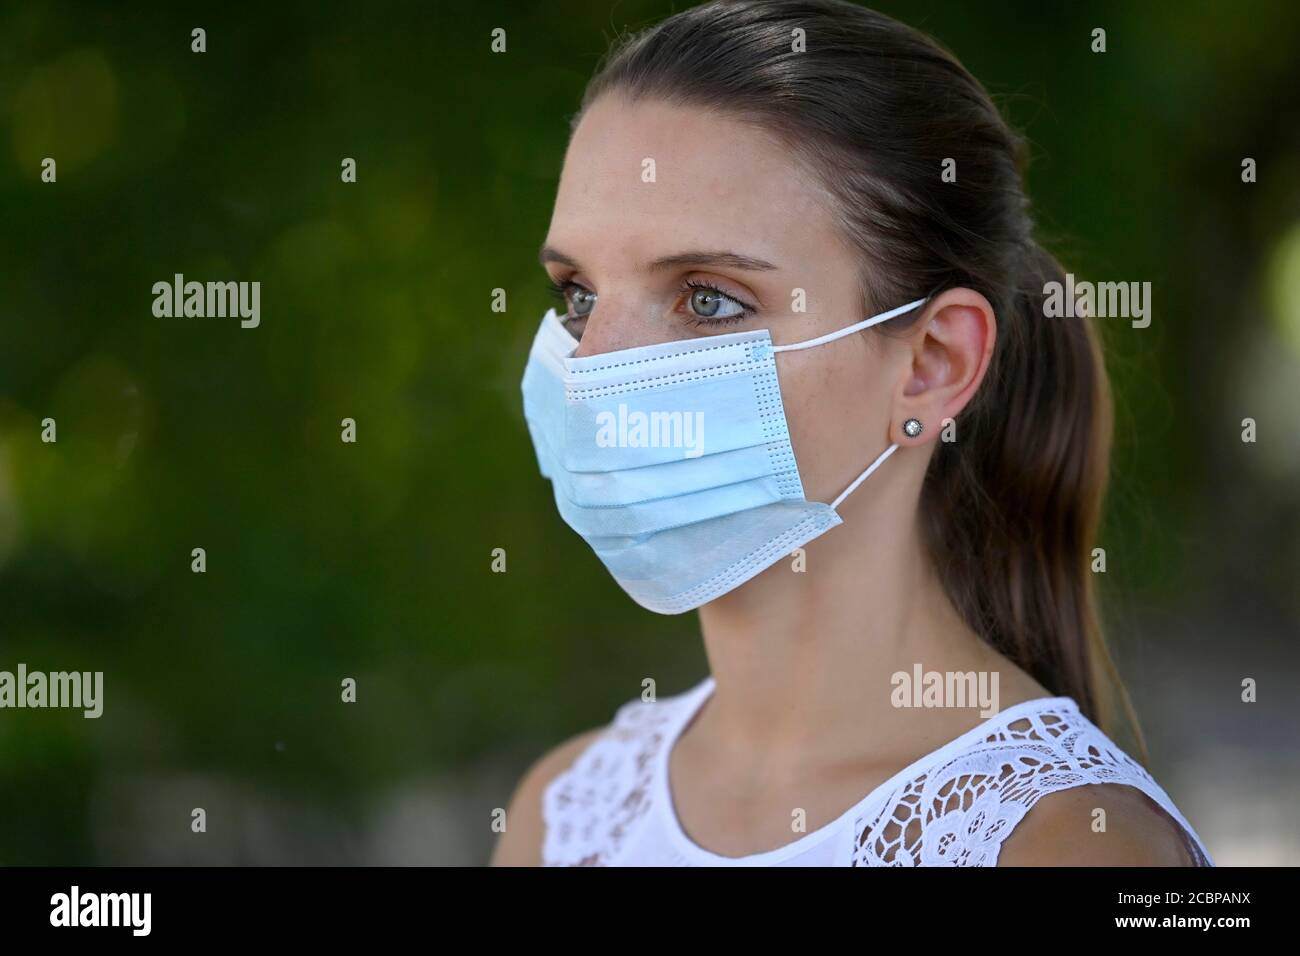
[545,277,756,327]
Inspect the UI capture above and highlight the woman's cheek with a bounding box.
[780,348,891,504]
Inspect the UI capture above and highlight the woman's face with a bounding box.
[540,93,909,507]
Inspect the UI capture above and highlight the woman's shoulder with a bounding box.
[489,681,703,866]
[987,697,1210,866]
[996,779,1198,865]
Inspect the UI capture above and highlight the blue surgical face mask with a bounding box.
[520,296,927,614]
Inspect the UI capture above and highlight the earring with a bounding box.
[903,418,923,438]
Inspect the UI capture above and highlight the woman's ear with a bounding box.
[892,288,996,445]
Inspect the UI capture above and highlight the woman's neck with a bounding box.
[693,475,1006,762]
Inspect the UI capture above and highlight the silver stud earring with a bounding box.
[903,418,923,438]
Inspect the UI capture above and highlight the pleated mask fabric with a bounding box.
[520,297,926,614]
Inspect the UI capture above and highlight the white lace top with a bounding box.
[541,675,1214,866]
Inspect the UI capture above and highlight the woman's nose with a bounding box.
[572,301,656,358]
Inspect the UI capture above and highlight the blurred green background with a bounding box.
[1,0,1297,865]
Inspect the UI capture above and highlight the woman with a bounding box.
[493,0,1214,866]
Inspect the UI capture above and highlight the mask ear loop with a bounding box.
[830,442,898,511]
[764,296,928,511]
[768,297,928,353]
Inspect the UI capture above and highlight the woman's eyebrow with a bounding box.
[538,245,777,273]
[539,245,581,269]
[648,251,778,272]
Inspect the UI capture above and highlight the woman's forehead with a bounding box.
[550,96,843,271]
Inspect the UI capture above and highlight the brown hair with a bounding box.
[576,0,1142,749]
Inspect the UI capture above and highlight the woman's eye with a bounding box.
[546,278,594,335]
[569,287,596,317]
[687,286,747,321]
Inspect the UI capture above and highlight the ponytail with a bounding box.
[919,240,1141,755]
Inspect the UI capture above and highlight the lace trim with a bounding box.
[848,705,1213,866]
[541,688,1212,867]
[540,693,682,867]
